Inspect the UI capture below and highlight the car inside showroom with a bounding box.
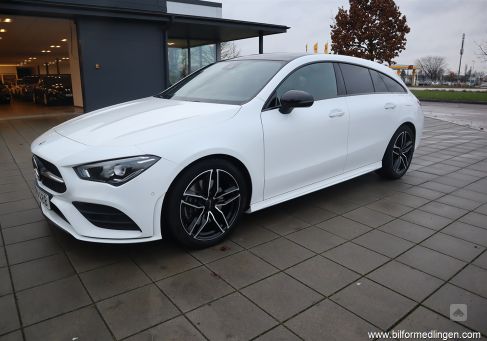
[0,15,82,119]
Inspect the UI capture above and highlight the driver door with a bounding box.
[261,62,349,199]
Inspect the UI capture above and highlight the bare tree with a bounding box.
[477,41,487,62]
[415,56,447,81]
[472,70,486,86]
[444,70,457,83]
[220,41,241,60]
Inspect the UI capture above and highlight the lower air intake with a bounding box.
[73,202,140,231]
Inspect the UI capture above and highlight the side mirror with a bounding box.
[279,90,314,114]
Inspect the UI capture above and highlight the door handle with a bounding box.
[384,103,396,110]
[329,109,345,118]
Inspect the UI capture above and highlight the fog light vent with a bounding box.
[73,202,140,231]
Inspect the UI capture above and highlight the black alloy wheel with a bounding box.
[164,159,248,248]
[391,130,414,174]
[377,125,415,179]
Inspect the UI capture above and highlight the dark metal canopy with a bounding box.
[167,14,288,43]
[0,1,288,44]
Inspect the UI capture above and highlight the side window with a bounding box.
[369,69,388,93]
[380,74,407,93]
[339,63,375,95]
[333,63,346,95]
[276,63,337,101]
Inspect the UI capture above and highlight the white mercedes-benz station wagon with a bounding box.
[31,53,423,248]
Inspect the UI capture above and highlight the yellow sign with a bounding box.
[389,65,416,70]
[306,42,330,54]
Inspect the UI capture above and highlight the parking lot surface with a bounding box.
[0,100,81,121]
[1,112,487,340]
[422,102,487,131]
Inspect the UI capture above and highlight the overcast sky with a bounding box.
[222,0,487,73]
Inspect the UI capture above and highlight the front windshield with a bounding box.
[158,60,286,105]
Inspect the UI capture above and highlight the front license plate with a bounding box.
[35,183,51,210]
[65,94,73,97]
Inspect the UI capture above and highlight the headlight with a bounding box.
[74,155,160,186]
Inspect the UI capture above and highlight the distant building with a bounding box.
[390,65,417,86]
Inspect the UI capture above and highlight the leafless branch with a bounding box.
[220,41,241,60]
[415,56,447,81]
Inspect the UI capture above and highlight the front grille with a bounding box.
[33,155,67,193]
[73,202,141,231]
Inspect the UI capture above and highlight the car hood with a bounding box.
[55,97,240,146]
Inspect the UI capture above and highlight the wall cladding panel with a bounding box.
[77,18,166,111]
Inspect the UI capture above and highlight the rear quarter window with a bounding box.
[369,69,388,93]
[380,73,407,93]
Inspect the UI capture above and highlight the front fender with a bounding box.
[137,107,266,205]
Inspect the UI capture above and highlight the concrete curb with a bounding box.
[419,99,487,105]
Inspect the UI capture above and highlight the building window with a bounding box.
[168,46,189,86]
[190,43,216,73]
[168,39,216,85]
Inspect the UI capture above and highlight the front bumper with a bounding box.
[31,132,177,244]
[40,202,163,243]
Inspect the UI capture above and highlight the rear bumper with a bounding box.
[415,105,425,149]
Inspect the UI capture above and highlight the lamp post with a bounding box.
[457,33,465,83]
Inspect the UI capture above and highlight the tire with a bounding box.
[377,125,415,179]
[163,158,249,248]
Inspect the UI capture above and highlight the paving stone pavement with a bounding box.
[1,115,487,340]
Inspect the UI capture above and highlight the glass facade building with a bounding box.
[0,0,288,111]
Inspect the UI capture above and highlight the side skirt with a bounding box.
[248,161,382,213]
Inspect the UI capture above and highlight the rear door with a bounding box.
[376,70,411,119]
[339,63,397,172]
